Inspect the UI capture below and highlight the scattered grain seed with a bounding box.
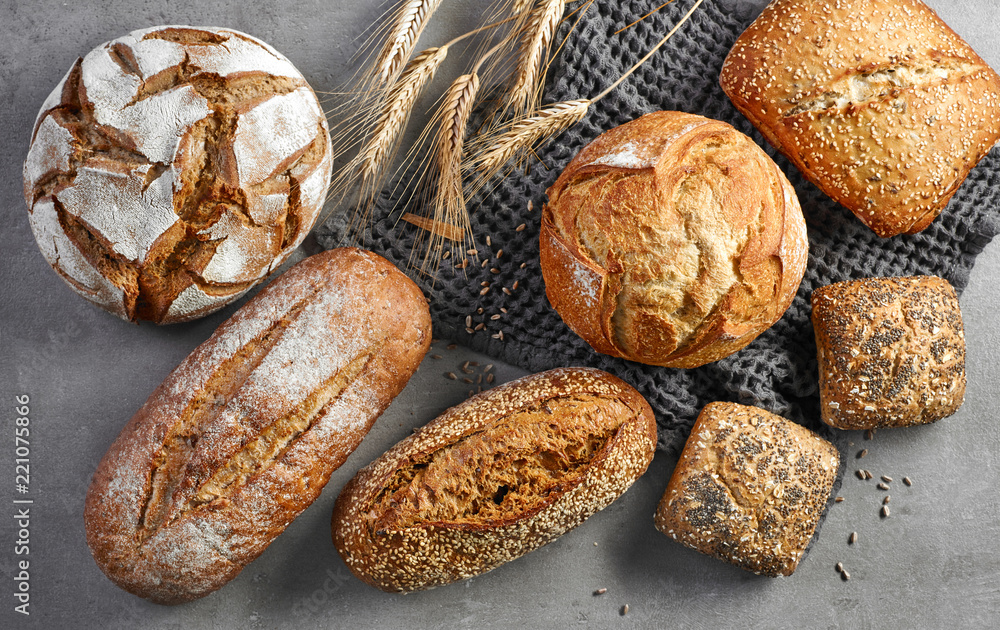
[468,390,475,397]
[447,344,457,350]
[462,377,473,384]
[479,286,490,296]
[481,259,489,268]
[497,249,504,258]
[849,532,857,545]
[512,280,520,291]
[516,223,526,232]
[502,287,512,295]
[836,562,844,573]
[490,267,500,274]
[594,588,607,596]
[486,235,492,247]
[481,281,490,287]
[881,505,890,518]
[621,604,629,616]
[883,495,891,505]
[484,364,493,372]
[470,361,479,366]
[866,429,876,440]
[446,372,457,380]
[465,315,472,328]
[903,477,913,487]
[477,386,482,393]
[492,333,501,339]
[881,475,893,483]
[476,374,483,384]
[857,449,868,459]
[443,250,451,259]
[528,200,533,212]
[465,327,474,334]
[500,307,508,314]
[499,330,505,340]
[520,262,527,269]
[841,569,851,581]
[487,374,495,383]
[467,249,477,256]
[877,482,889,491]
[475,323,485,331]
[856,470,866,480]
[490,314,501,320]
[835,496,845,503]
[431,354,443,360]
[477,307,484,314]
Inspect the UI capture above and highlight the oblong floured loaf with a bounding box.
[331,367,657,593]
[84,248,431,604]
[24,25,333,323]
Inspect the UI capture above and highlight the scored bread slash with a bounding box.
[331,367,657,593]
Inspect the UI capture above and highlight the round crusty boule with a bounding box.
[540,111,808,368]
[23,25,333,324]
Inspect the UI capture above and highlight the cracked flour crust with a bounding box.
[23,25,333,323]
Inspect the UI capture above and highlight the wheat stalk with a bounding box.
[373,0,444,88]
[470,0,704,181]
[472,99,591,175]
[505,0,565,118]
[411,72,481,275]
[361,46,449,183]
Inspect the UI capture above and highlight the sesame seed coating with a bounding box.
[719,0,1000,237]
[331,367,657,593]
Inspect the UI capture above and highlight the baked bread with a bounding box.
[812,275,965,430]
[654,402,839,577]
[85,248,431,604]
[540,111,808,368]
[24,25,333,324]
[331,367,657,592]
[720,0,1000,237]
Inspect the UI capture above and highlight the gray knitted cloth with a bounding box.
[317,0,1000,453]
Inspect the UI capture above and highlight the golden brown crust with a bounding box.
[654,402,839,577]
[720,0,1000,237]
[540,111,807,368]
[331,368,657,593]
[84,248,431,604]
[811,275,965,430]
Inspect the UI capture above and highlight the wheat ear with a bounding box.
[373,0,443,88]
[471,0,704,178]
[505,0,565,118]
[412,72,481,275]
[472,99,591,175]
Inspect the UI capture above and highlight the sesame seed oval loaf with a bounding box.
[84,248,431,604]
[331,367,657,593]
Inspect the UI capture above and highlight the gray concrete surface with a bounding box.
[1,0,998,628]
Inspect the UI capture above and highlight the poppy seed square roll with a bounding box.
[654,402,839,577]
[811,275,966,430]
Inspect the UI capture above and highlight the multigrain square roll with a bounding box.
[654,402,839,577]
[811,276,966,430]
[720,0,1000,237]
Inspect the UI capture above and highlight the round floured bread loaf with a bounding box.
[23,25,333,324]
[540,111,808,368]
